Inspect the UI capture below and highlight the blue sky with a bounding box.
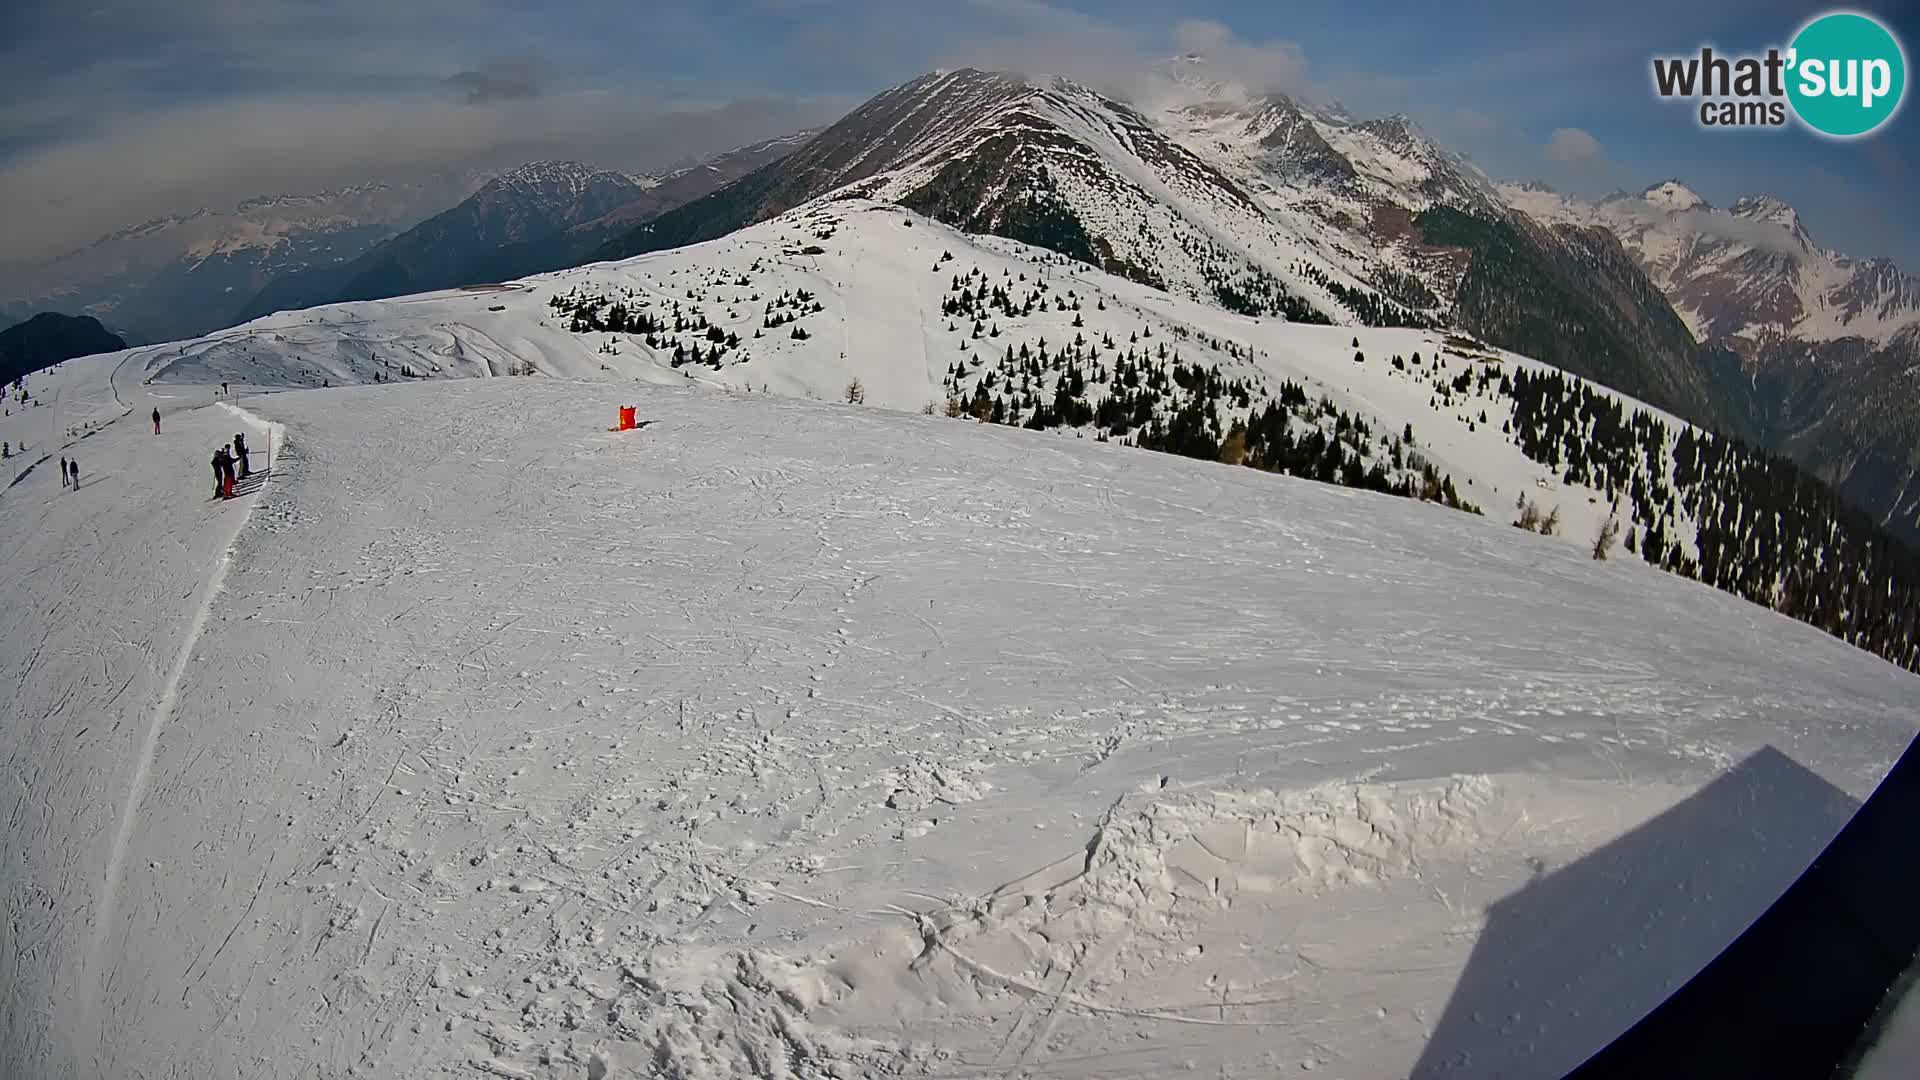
[2,0,1914,267]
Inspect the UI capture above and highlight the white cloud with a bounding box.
[445,56,551,104]
[1171,19,1310,96]
[1544,127,1605,166]
[930,3,1313,105]
[1609,200,1808,257]
[936,0,1157,98]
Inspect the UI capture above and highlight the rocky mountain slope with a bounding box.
[600,67,1757,447]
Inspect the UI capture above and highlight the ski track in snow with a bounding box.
[85,498,242,1044]
[83,399,279,1067]
[0,360,1915,1078]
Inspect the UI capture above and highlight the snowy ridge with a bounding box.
[482,160,636,201]
[137,200,1709,558]
[613,67,1511,328]
[233,182,399,216]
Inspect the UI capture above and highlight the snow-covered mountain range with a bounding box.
[0,136,819,350]
[232,162,652,321]
[0,176,485,344]
[1502,178,1920,539]
[18,64,1914,543]
[237,132,821,322]
[597,66,1917,544]
[607,65,1495,326]
[607,67,1749,455]
[1503,178,1920,353]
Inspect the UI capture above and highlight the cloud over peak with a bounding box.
[1545,127,1604,166]
[445,55,550,105]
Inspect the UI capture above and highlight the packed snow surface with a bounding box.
[1,353,1914,1077]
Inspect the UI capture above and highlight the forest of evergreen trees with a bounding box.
[547,278,825,371]
[932,265,1477,514]
[1292,262,1433,329]
[1498,367,1919,671]
[1369,266,1442,314]
[1427,358,1919,673]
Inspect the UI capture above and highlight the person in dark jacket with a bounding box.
[152,408,161,435]
[233,433,250,479]
[68,459,79,489]
[59,456,68,489]
[211,447,227,497]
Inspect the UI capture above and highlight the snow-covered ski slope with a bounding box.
[132,201,1697,557]
[1,352,1914,1078]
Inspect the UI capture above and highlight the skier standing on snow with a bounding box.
[233,433,250,479]
[211,447,227,497]
[68,459,79,489]
[58,456,68,489]
[152,408,161,435]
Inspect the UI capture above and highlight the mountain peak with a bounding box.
[1353,114,1430,150]
[473,161,647,209]
[1640,179,1707,212]
[1729,194,1814,249]
[1729,193,1794,222]
[489,160,609,187]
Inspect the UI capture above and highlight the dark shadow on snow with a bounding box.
[231,468,270,497]
[1567,734,1920,1080]
[1413,745,1862,1080]
[208,467,272,502]
[3,456,51,491]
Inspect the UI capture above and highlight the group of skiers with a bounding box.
[40,405,260,500]
[212,433,251,499]
[158,404,260,500]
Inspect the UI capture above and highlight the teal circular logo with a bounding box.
[1787,12,1906,137]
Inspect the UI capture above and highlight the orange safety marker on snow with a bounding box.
[616,406,637,431]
